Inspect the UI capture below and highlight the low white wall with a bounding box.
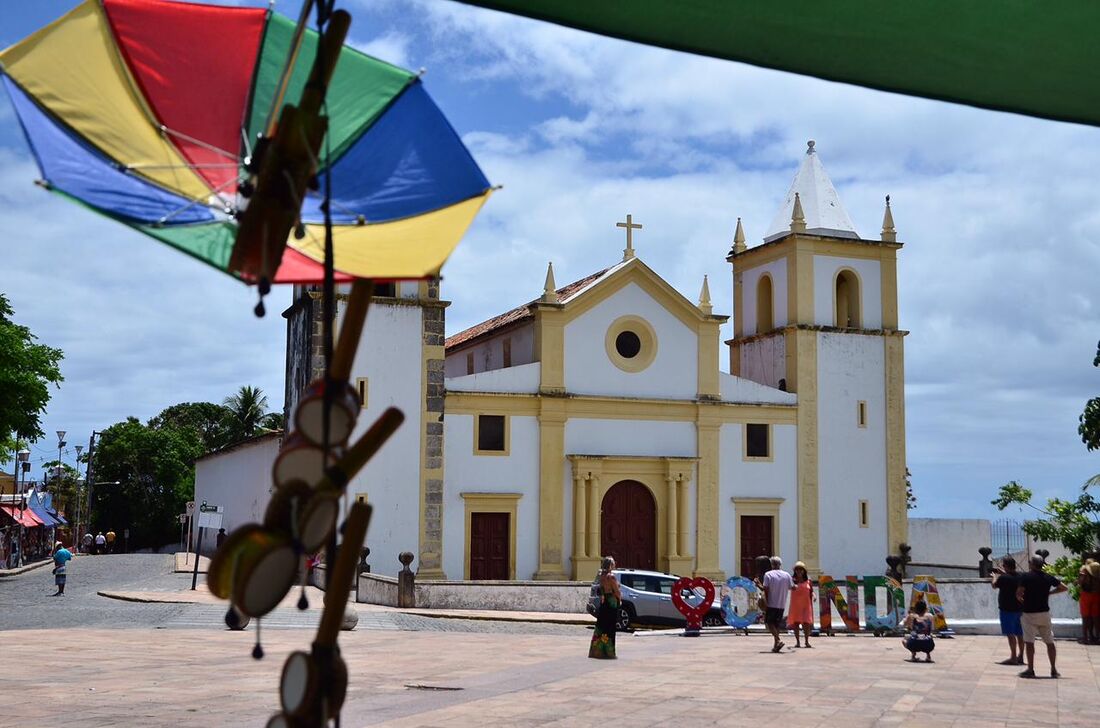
[908,518,991,567]
[355,575,1084,626]
[356,575,589,613]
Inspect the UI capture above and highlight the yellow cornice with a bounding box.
[445,390,796,424]
[731,233,902,267]
[728,323,909,347]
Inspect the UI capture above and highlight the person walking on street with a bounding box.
[82,532,92,554]
[991,556,1024,665]
[94,532,106,555]
[105,529,116,554]
[589,556,621,659]
[1077,558,1099,644]
[1017,553,1067,678]
[763,556,793,652]
[51,541,72,596]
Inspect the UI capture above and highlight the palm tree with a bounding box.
[222,386,270,443]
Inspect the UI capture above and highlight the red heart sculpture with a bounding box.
[671,576,716,630]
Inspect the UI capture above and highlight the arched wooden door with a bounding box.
[600,480,656,570]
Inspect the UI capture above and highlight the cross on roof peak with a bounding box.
[616,214,642,261]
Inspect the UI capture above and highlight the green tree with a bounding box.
[992,480,1100,597]
[906,467,917,510]
[90,417,204,550]
[222,385,275,444]
[149,401,231,451]
[0,293,64,462]
[1080,340,1100,452]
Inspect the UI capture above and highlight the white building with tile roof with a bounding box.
[206,142,908,583]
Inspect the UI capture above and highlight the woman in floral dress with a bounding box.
[589,556,622,659]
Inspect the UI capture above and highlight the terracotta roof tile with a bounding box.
[445,267,611,351]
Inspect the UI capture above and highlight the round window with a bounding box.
[604,315,657,372]
[615,331,641,358]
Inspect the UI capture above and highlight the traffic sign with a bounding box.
[197,511,223,529]
[185,501,195,516]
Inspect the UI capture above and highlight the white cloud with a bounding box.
[349,30,411,70]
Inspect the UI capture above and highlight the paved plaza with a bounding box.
[2,555,1098,727]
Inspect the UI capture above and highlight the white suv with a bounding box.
[587,568,724,630]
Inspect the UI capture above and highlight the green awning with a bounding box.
[455,1,1100,127]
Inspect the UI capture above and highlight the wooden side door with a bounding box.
[739,515,773,577]
[470,512,510,580]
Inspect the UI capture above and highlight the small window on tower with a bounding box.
[503,338,512,367]
[859,500,870,528]
[745,423,770,459]
[356,377,368,408]
[857,400,867,428]
[466,352,474,375]
[476,414,507,454]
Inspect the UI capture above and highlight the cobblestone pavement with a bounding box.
[0,554,584,636]
[2,626,1098,727]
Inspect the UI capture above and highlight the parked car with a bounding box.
[587,568,724,630]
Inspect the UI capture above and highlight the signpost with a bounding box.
[184,501,196,564]
[190,501,223,591]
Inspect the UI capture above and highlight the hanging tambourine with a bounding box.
[273,432,338,489]
[207,523,299,618]
[293,380,361,447]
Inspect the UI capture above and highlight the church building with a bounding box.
[270,141,908,582]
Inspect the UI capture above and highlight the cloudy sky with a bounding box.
[2,1,1097,524]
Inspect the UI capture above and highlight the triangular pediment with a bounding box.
[557,258,727,330]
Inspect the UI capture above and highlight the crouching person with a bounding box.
[902,600,935,662]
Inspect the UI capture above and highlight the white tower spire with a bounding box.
[764,140,858,242]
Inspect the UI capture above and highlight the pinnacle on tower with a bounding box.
[698,275,713,315]
[732,217,747,254]
[790,192,807,233]
[542,261,558,303]
[880,195,896,242]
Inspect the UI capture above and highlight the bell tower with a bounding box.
[726,141,907,576]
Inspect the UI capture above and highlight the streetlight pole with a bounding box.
[55,431,66,553]
[84,431,100,543]
[73,444,84,549]
[16,448,30,567]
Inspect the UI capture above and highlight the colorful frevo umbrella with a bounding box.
[0,0,492,287]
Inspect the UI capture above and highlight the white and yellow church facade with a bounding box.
[206,142,907,584]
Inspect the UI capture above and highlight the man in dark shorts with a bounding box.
[762,556,793,652]
[991,556,1023,665]
[1016,553,1067,678]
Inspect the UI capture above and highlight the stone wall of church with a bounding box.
[734,335,787,390]
[718,423,798,575]
[282,286,326,425]
[442,413,540,578]
[816,332,888,576]
[341,301,427,578]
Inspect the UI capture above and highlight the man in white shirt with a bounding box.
[762,556,794,652]
[94,532,106,555]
